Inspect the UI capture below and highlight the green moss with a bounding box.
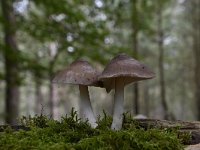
[0,110,185,150]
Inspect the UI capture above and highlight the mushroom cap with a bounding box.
[52,59,102,87]
[98,53,155,92]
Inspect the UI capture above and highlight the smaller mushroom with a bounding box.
[99,53,155,130]
[52,59,102,128]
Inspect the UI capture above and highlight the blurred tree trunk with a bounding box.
[157,5,169,120]
[49,74,59,119]
[48,43,60,119]
[35,78,43,114]
[192,0,200,120]
[1,0,20,124]
[49,67,54,118]
[144,84,149,116]
[132,0,140,115]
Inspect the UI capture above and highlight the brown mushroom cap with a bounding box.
[99,53,155,91]
[52,59,102,87]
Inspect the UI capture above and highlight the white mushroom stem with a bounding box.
[79,85,97,128]
[111,77,124,130]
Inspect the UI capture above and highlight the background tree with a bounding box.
[185,0,200,120]
[132,0,140,115]
[156,0,169,119]
[1,0,20,124]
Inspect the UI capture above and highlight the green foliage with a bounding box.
[20,114,49,128]
[96,110,112,130]
[0,109,185,150]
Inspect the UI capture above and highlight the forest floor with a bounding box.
[0,111,200,150]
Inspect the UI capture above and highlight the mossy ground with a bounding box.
[0,109,187,150]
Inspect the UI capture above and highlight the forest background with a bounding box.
[0,0,200,125]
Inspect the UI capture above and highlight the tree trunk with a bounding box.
[1,0,20,125]
[193,0,200,120]
[35,78,43,115]
[48,43,60,119]
[132,0,139,115]
[144,84,149,116]
[157,6,169,120]
[49,72,59,119]
[49,74,54,118]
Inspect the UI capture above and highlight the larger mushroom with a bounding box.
[98,53,155,130]
[52,59,102,128]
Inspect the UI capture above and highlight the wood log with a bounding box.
[134,119,200,130]
[133,119,200,145]
[185,143,200,150]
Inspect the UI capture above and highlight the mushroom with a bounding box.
[98,53,155,130]
[52,59,102,128]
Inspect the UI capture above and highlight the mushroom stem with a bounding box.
[111,77,124,130]
[79,85,97,128]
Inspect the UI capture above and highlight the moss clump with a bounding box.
[0,110,185,150]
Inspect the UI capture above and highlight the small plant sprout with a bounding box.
[52,59,102,128]
[99,53,155,130]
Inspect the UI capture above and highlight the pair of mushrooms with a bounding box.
[52,53,155,130]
